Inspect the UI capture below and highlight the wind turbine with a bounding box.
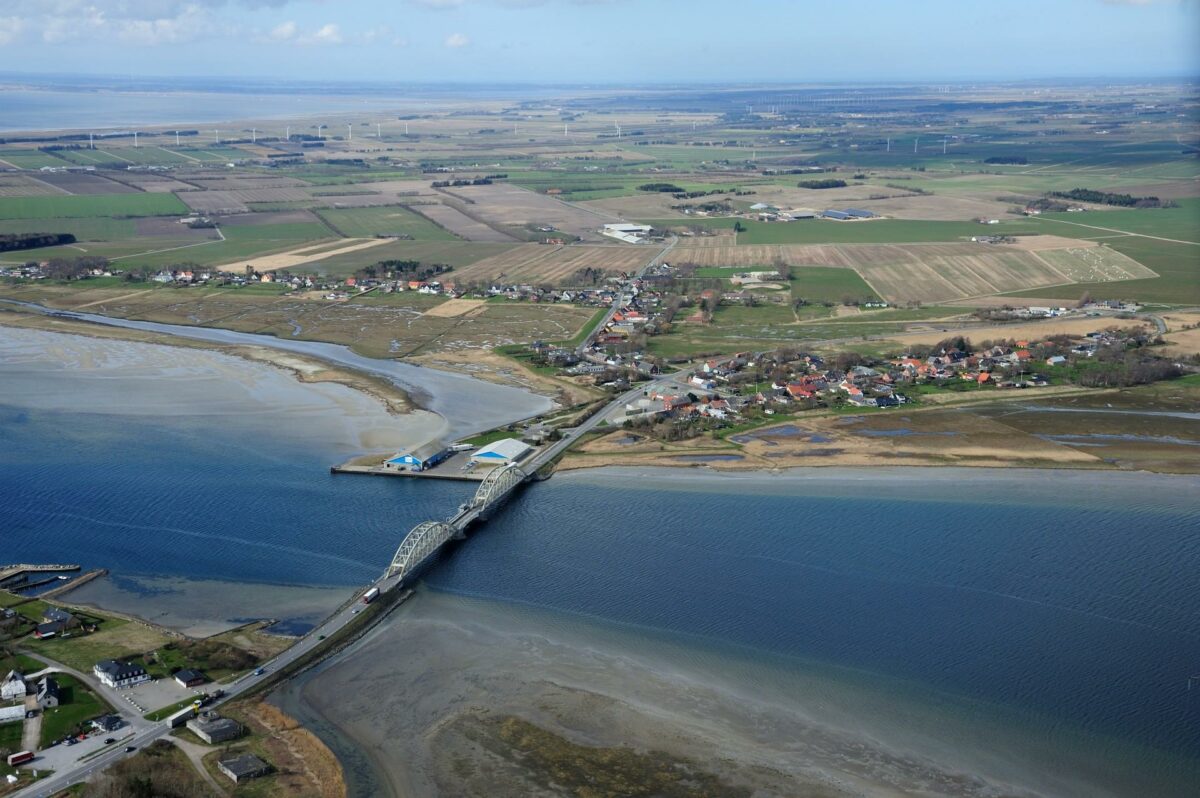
[347,124,352,142]
[214,129,219,144]
[89,132,94,150]
[943,136,948,155]
[404,122,409,135]
[175,130,180,147]
[133,131,138,148]
[616,123,621,139]
[318,125,324,140]
[886,137,891,152]
[914,137,918,154]
[285,125,290,142]
[377,123,382,139]
[251,128,257,144]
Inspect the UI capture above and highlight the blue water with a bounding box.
[426,468,1200,768]
[0,404,472,589]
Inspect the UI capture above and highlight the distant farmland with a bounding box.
[316,206,459,241]
[0,193,188,219]
[452,244,652,283]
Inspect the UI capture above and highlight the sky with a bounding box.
[0,0,1197,84]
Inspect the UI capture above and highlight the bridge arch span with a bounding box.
[387,520,457,582]
[472,464,526,510]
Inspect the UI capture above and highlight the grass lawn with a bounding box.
[39,674,111,748]
[113,221,334,268]
[315,206,460,240]
[0,649,45,674]
[24,617,173,675]
[0,193,188,219]
[0,720,22,752]
[1031,199,1200,243]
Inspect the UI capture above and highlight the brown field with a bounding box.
[422,298,486,318]
[452,244,652,283]
[670,240,1155,304]
[673,231,737,247]
[35,171,140,195]
[1000,235,1097,251]
[221,238,388,271]
[884,317,1148,347]
[180,175,312,190]
[413,202,517,242]
[1159,311,1200,357]
[0,174,65,196]
[437,182,617,239]
[116,173,199,193]
[180,187,314,214]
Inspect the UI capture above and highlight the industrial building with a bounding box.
[188,712,243,744]
[218,753,271,783]
[601,223,653,244]
[384,442,452,473]
[469,438,532,467]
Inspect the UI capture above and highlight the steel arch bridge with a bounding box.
[472,464,526,510]
[386,521,458,581]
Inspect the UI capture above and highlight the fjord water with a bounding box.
[423,468,1200,792]
[3,333,1199,793]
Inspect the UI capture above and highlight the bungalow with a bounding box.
[91,714,124,733]
[174,669,207,688]
[93,660,150,689]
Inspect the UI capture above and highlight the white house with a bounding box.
[93,660,150,689]
[0,671,25,701]
[469,438,532,467]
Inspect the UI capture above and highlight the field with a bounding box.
[180,187,313,214]
[411,203,517,242]
[672,239,1154,304]
[440,182,616,239]
[451,244,652,283]
[315,206,459,240]
[30,172,138,195]
[1,282,599,358]
[0,193,188,219]
[0,149,73,169]
[305,240,515,276]
[647,217,1043,245]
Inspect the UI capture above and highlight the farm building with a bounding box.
[601,223,652,244]
[469,439,532,467]
[384,442,452,473]
[844,208,877,218]
[822,210,851,220]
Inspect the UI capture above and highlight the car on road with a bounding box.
[124,746,136,753]
[253,667,266,676]
[103,738,115,745]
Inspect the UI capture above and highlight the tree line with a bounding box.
[0,233,76,253]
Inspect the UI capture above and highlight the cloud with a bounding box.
[0,16,24,46]
[444,31,469,47]
[268,20,297,41]
[298,23,343,45]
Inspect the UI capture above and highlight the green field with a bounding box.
[1028,200,1200,244]
[790,266,880,304]
[316,206,460,240]
[0,193,188,219]
[0,217,136,241]
[119,222,334,267]
[0,149,73,170]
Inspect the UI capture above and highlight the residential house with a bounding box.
[36,676,60,709]
[90,715,124,733]
[174,669,208,688]
[93,660,150,689]
[1,671,26,701]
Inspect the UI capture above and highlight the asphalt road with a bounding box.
[15,575,400,798]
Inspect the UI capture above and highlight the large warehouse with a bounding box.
[469,438,532,467]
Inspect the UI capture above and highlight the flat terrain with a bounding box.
[439,182,616,240]
[411,202,517,241]
[452,243,653,283]
[315,206,459,240]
